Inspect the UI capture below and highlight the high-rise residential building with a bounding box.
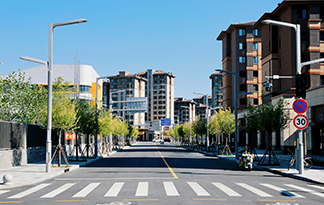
[217,22,263,110]
[174,98,196,124]
[195,103,207,119]
[193,96,213,107]
[136,69,175,123]
[107,71,147,128]
[253,0,324,100]
[209,72,223,108]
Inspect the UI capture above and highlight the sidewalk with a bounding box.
[193,146,324,185]
[0,149,120,190]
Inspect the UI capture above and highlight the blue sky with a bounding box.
[0,0,281,99]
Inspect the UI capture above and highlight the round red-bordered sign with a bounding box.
[293,115,309,130]
[293,99,308,114]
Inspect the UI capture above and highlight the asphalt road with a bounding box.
[1,142,324,205]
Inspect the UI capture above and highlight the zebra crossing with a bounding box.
[2,181,324,200]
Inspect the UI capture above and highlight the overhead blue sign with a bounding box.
[161,118,171,126]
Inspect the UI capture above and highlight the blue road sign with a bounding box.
[161,118,171,126]
[293,99,308,114]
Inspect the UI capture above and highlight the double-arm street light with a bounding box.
[215,69,252,159]
[21,19,87,173]
[261,19,324,174]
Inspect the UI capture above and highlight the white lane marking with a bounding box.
[41,183,75,198]
[72,183,100,198]
[104,182,124,197]
[163,182,179,196]
[8,183,51,199]
[308,185,324,191]
[187,182,210,196]
[212,182,241,196]
[285,184,324,198]
[260,183,304,198]
[236,183,272,197]
[0,190,10,195]
[135,182,149,196]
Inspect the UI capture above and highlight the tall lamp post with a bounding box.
[215,69,252,159]
[193,92,210,148]
[45,19,87,172]
[95,76,111,157]
[261,19,324,174]
[181,106,192,146]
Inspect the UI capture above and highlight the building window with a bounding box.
[240,84,247,91]
[297,8,307,19]
[320,31,324,41]
[111,79,114,83]
[253,57,258,64]
[253,29,258,36]
[253,43,258,50]
[253,71,258,77]
[253,85,258,91]
[239,71,247,77]
[239,98,247,105]
[239,43,246,50]
[239,29,246,36]
[239,57,246,63]
[253,99,258,105]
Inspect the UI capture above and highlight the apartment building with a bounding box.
[136,69,175,123]
[107,71,147,128]
[209,71,224,108]
[217,22,263,110]
[174,98,196,124]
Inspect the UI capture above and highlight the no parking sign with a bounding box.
[293,99,309,130]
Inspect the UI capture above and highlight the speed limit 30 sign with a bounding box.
[293,115,309,130]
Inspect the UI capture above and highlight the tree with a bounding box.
[192,118,207,144]
[39,77,79,167]
[75,99,98,157]
[217,108,235,155]
[243,98,290,165]
[98,108,113,154]
[128,125,139,144]
[0,71,47,124]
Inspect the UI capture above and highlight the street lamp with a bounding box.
[193,92,210,149]
[45,18,87,172]
[261,19,304,173]
[215,69,252,159]
[95,76,111,157]
[181,105,192,146]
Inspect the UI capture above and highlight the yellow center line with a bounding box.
[124,199,159,201]
[155,146,178,179]
[56,200,88,203]
[259,199,296,202]
[0,202,23,204]
[193,198,227,201]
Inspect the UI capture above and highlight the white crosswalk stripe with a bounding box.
[236,183,272,197]
[285,184,324,198]
[104,182,124,197]
[72,183,100,198]
[0,190,10,196]
[308,185,324,191]
[135,182,149,196]
[163,182,179,196]
[260,183,304,198]
[8,183,51,199]
[41,183,75,198]
[212,182,241,196]
[187,182,210,196]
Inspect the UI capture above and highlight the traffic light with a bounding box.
[296,74,307,98]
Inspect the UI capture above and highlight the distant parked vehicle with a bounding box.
[160,139,164,144]
[164,138,170,142]
[153,138,160,143]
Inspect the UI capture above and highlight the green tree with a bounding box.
[128,125,139,143]
[75,99,98,157]
[192,118,206,144]
[39,77,79,167]
[0,71,47,124]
